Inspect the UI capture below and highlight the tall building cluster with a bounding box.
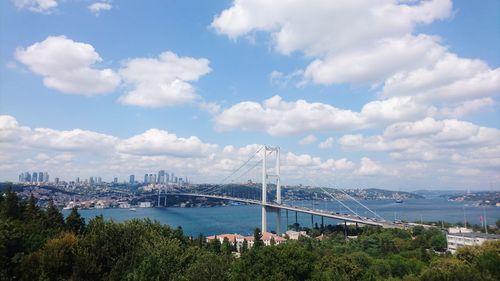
[18,171,49,183]
[141,170,188,185]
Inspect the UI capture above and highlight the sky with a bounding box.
[0,0,499,190]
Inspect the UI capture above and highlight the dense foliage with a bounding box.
[1,187,499,281]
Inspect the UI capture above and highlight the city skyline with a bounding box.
[1,0,499,190]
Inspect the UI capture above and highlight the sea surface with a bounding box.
[64,195,500,237]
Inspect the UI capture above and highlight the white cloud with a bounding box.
[116,129,218,158]
[299,134,317,145]
[88,2,112,15]
[212,0,452,85]
[15,36,120,96]
[338,118,500,171]
[214,95,434,136]
[269,70,303,88]
[356,157,384,176]
[13,0,58,13]
[303,34,446,85]
[318,137,334,149]
[382,53,500,103]
[118,51,211,107]
[212,0,451,56]
[439,98,495,118]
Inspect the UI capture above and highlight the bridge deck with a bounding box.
[172,192,403,228]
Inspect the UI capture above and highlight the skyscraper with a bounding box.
[113,177,118,183]
[38,172,44,182]
[158,170,166,184]
[43,172,49,183]
[32,172,38,183]
[144,174,148,184]
[129,175,135,184]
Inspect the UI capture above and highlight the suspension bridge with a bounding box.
[161,145,406,233]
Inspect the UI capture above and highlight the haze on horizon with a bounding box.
[0,0,499,190]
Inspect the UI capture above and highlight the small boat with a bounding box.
[395,199,404,203]
[129,208,137,211]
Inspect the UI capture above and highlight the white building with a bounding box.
[139,202,152,208]
[207,231,286,251]
[446,229,499,254]
[285,230,309,240]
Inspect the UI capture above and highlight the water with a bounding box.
[64,197,500,237]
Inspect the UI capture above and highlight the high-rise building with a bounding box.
[38,172,44,182]
[129,175,135,184]
[76,177,80,183]
[54,177,59,184]
[165,172,170,183]
[144,174,148,184]
[43,172,49,183]
[97,177,102,184]
[26,172,31,182]
[148,174,154,184]
[158,170,165,184]
[32,172,38,183]
[113,177,118,183]
[89,177,94,185]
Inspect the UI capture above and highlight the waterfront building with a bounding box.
[139,202,152,208]
[446,227,500,254]
[207,231,286,251]
[285,230,309,240]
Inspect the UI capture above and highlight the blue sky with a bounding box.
[0,0,499,190]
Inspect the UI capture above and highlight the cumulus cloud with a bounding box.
[318,137,334,149]
[13,0,57,13]
[116,129,218,158]
[118,51,212,107]
[88,2,112,15]
[383,54,500,103]
[299,134,317,145]
[214,95,434,136]
[212,0,498,121]
[356,157,384,176]
[212,0,452,85]
[338,118,500,171]
[15,36,120,96]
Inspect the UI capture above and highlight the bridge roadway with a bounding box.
[172,192,404,229]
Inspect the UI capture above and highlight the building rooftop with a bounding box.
[447,232,500,240]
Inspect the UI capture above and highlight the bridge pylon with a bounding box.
[261,145,281,234]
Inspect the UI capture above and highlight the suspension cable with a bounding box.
[220,146,263,184]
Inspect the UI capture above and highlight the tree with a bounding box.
[45,200,65,230]
[253,227,264,248]
[66,207,85,234]
[430,233,447,252]
[241,239,248,254]
[221,237,232,255]
[420,259,478,281]
[1,185,21,219]
[21,232,78,281]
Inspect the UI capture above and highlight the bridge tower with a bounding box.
[261,146,281,234]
